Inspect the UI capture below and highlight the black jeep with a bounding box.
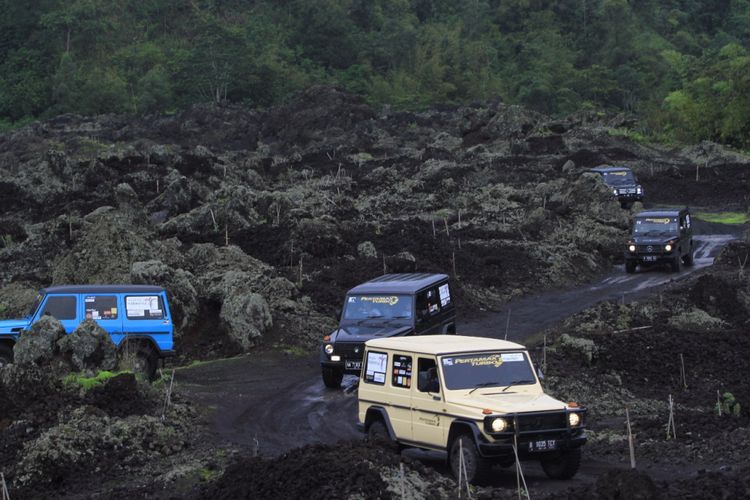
[590,166,644,208]
[625,208,694,273]
[320,273,456,389]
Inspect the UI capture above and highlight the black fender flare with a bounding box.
[364,406,397,440]
[446,419,485,462]
[117,335,161,357]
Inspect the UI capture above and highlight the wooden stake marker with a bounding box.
[626,407,636,469]
[666,394,677,440]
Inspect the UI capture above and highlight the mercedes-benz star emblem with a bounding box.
[647,245,653,252]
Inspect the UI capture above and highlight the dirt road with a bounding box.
[176,230,736,472]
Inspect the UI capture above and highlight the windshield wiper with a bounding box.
[356,315,384,325]
[501,379,535,392]
[468,381,502,395]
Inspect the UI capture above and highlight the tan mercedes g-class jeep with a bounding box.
[357,336,587,483]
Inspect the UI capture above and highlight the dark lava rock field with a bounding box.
[1,86,750,498]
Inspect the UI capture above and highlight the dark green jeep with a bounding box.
[625,208,694,273]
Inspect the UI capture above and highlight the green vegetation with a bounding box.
[694,211,750,225]
[716,391,742,417]
[63,370,122,390]
[2,1,750,146]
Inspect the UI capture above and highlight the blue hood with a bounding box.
[0,318,31,334]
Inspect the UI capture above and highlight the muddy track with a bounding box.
[176,228,738,482]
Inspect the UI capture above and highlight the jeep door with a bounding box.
[411,356,447,447]
[414,282,455,335]
[34,294,79,333]
[122,293,172,352]
[83,294,124,341]
[387,352,414,440]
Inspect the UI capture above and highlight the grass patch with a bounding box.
[607,127,649,144]
[63,370,124,390]
[694,211,750,225]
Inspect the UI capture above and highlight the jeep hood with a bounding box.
[0,318,31,333]
[446,391,566,414]
[333,324,413,342]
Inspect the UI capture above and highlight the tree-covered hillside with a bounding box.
[2,0,750,146]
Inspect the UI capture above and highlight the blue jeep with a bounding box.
[0,285,175,377]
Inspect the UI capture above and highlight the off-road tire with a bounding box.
[0,343,13,367]
[322,366,343,389]
[625,261,637,274]
[120,346,158,381]
[670,255,682,273]
[367,420,399,451]
[449,434,491,484]
[683,247,694,266]
[541,447,582,480]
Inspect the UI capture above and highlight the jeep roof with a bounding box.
[366,335,524,355]
[589,166,632,173]
[634,209,686,218]
[41,285,166,294]
[348,273,449,295]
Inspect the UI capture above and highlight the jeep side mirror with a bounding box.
[336,308,342,321]
[537,367,545,380]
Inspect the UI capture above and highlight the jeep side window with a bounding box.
[416,288,440,321]
[85,296,118,320]
[417,358,440,393]
[364,350,388,385]
[392,355,412,388]
[125,295,165,320]
[41,296,77,320]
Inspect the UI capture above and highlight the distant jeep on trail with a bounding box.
[320,273,456,389]
[0,285,175,378]
[358,336,587,484]
[625,208,694,273]
[590,166,644,208]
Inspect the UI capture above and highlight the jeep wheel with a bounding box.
[449,434,490,484]
[625,261,637,274]
[541,447,582,480]
[683,247,694,266]
[670,255,681,273]
[367,420,399,451]
[321,366,343,389]
[120,346,158,381]
[0,343,13,367]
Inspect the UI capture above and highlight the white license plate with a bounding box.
[643,256,657,262]
[528,439,557,452]
[345,360,362,370]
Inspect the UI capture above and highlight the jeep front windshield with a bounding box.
[440,352,536,391]
[27,293,44,318]
[342,295,413,323]
[633,217,678,236]
[601,170,635,186]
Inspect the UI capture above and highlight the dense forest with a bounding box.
[1,0,750,146]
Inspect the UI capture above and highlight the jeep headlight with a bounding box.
[324,344,334,355]
[491,417,509,432]
[664,244,672,252]
[568,412,581,427]
[612,189,619,195]
[628,244,636,252]
[636,186,643,194]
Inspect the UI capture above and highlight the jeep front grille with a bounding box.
[516,412,567,432]
[333,342,365,360]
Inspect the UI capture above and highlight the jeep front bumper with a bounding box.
[478,431,587,459]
